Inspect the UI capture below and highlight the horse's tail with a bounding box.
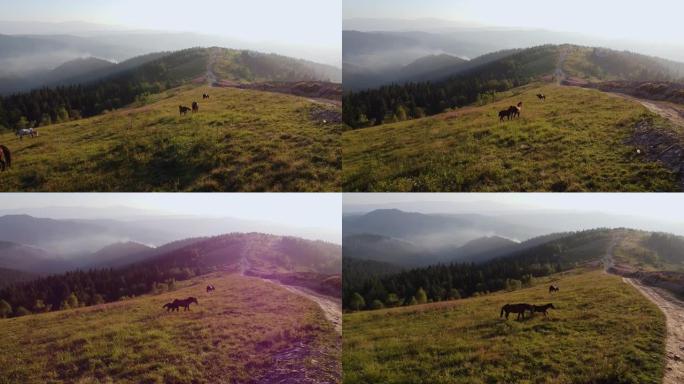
[500,305,506,318]
[1,145,10,168]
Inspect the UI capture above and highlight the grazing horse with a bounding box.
[531,303,555,317]
[16,128,37,140]
[179,105,192,116]
[500,303,533,320]
[549,285,559,293]
[536,93,546,101]
[192,101,199,113]
[173,297,198,311]
[163,302,180,312]
[0,145,11,172]
[206,284,215,293]
[203,93,210,99]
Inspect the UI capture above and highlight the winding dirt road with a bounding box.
[603,238,684,383]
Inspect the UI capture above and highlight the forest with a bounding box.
[343,229,613,311]
[342,45,558,128]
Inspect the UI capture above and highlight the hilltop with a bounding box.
[0,271,341,383]
[343,83,680,191]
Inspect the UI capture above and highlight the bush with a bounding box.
[416,288,428,304]
[370,300,384,310]
[350,292,365,311]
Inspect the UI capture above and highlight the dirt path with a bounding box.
[604,237,684,383]
[606,92,684,128]
[279,284,341,334]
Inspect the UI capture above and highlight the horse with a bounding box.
[537,93,546,101]
[531,303,555,317]
[206,284,215,293]
[499,109,512,122]
[0,145,10,172]
[500,303,533,320]
[509,102,523,119]
[163,302,180,312]
[192,101,199,113]
[179,105,192,116]
[173,297,198,311]
[16,128,37,140]
[549,285,559,293]
[202,93,210,100]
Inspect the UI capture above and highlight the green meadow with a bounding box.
[343,269,665,384]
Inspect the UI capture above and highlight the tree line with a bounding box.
[343,229,613,311]
[342,45,559,128]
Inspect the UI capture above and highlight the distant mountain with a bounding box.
[343,233,429,267]
[0,241,68,274]
[50,57,115,80]
[454,236,519,263]
[399,54,467,79]
[85,241,154,268]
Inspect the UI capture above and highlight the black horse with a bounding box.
[500,303,533,320]
[536,93,546,101]
[499,109,512,121]
[549,285,559,293]
[173,297,198,311]
[192,101,199,113]
[203,93,210,100]
[206,285,215,293]
[0,145,11,172]
[531,303,555,317]
[179,105,192,116]
[163,302,180,312]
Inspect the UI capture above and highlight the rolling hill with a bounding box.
[343,83,680,191]
[343,269,665,383]
[84,241,154,268]
[0,271,341,383]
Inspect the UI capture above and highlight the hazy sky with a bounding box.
[344,193,684,224]
[0,193,341,233]
[344,0,684,45]
[4,0,341,50]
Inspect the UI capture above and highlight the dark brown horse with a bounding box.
[192,101,199,113]
[499,109,512,121]
[173,297,198,311]
[531,303,555,317]
[510,102,523,118]
[179,105,191,115]
[549,285,559,293]
[500,303,533,320]
[536,93,546,101]
[206,284,215,293]
[202,93,210,99]
[0,145,11,172]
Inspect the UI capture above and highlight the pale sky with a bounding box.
[344,0,684,45]
[0,193,342,233]
[2,0,341,51]
[344,193,684,224]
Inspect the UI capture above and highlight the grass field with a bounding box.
[343,84,679,191]
[0,272,340,384]
[343,269,666,384]
[0,85,341,191]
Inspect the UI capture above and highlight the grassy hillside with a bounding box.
[343,84,678,191]
[343,269,665,384]
[0,85,341,191]
[0,272,340,383]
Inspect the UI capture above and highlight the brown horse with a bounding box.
[499,109,512,121]
[549,285,559,293]
[173,297,198,311]
[536,93,546,101]
[206,284,215,293]
[179,105,191,116]
[0,145,11,171]
[531,303,555,317]
[500,303,533,320]
[192,101,199,113]
[202,93,210,100]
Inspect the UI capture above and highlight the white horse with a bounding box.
[16,128,37,140]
